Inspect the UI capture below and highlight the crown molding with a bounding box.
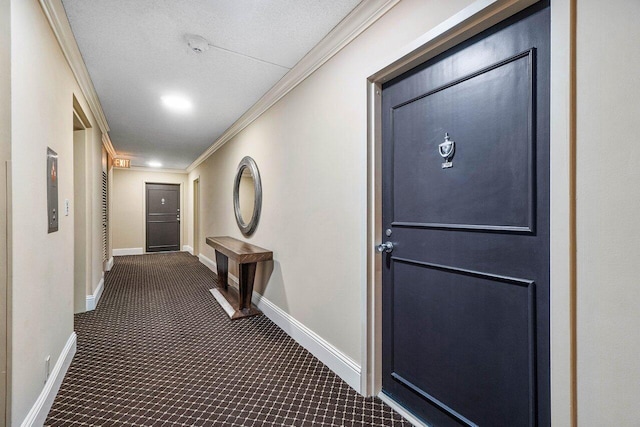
[101,133,116,159]
[186,0,400,172]
[127,166,188,175]
[39,0,111,137]
[40,0,399,173]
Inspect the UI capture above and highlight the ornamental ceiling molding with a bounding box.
[39,0,400,171]
[40,0,111,138]
[185,0,400,173]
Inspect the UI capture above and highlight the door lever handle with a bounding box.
[376,241,394,253]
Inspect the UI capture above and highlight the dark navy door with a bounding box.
[146,183,180,252]
[381,3,549,426]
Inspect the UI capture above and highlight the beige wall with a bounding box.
[576,0,640,424]
[6,0,640,425]
[73,130,88,313]
[112,169,187,252]
[187,1,640,423]
[0,0,10,423]
[71,117,104,308]
[10,0,105,423]
[189,0,476,364]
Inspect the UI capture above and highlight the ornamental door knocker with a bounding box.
[439,132,455,169]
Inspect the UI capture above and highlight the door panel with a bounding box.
[392,50,534,232]
[381,3,549,427]
[391,259,535,426]
[146,183,180,252]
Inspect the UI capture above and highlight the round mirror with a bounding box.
[233,156,262,236]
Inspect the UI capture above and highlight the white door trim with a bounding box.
[363,1,574,425]
[192,176,200,257]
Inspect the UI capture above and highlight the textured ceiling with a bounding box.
[62,0,361,169]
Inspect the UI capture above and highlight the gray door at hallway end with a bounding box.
[146,183,180,252]
[381,2,550,426]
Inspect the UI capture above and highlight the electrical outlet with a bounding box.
[45,355,51,383]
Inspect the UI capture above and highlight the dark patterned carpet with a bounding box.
[46,252,409,426]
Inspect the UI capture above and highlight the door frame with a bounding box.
[72,104,93,313]
[193,177,200,256]
[363,0,575,425]
[1,0,10,421]
[142,181,184,253]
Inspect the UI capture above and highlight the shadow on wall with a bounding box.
[254,259,274,296]
[254,260,289,313]
[225,257,288,311]
[206,238,296,317]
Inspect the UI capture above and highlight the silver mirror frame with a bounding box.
[233,156,262,236]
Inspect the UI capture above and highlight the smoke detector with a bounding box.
[185,34,210,53]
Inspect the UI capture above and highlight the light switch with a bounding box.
[64,199,70,216]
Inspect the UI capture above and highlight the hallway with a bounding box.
[5,1,640,425]
[45,253,408,426]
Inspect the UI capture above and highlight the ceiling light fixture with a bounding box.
[147,161,163,168]
[161,94,193,113]
[183,33,290,70]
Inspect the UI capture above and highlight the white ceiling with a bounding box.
[62,0,362,169]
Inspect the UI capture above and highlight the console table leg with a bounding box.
[215,250,229,290]
[238,262,257,310]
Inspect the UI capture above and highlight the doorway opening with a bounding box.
[73,101,92,314]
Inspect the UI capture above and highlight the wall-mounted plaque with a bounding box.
[47,147,58,233]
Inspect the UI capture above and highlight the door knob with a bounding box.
[376,241,394,253]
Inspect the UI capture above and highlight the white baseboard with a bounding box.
[105,256,114,271]
[252,293,361,392]
[378,392,429,427]
[86,277,104,311]
[198,253,216,271]
[20,332,77,427]
[198,253,362,392]
[183,245,194,255]
[113,247,143,256]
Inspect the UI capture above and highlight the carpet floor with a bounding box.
[45,252,409,426]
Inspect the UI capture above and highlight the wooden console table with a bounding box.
[206,236,272,320]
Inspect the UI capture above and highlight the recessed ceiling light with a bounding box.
[147,161,163,168]
[161,95,193,113]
